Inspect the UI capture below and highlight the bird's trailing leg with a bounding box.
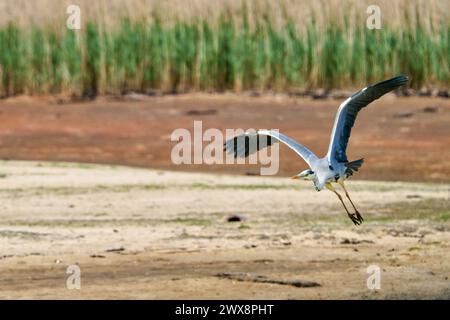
[325,183,361,225]
[338,180,364,224]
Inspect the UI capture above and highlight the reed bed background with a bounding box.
[0,0,448,97]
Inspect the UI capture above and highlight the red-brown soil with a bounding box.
[0,94,449,182]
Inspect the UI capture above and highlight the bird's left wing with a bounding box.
[224,129,319,168]
[327,75,408,166]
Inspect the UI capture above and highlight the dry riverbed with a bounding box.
[0,161,449,299]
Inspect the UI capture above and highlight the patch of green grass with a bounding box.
[365,215,399,223]
[369,198,450,223]
[436,212,450,222]
[0,184,166,197]
[191,183,295,190]
[260,211,346,232]
[5,217,212,228]
[263,197,450,229]
[169,218,212,226]
[35,162,102,169]
[94,184,166,192]
[421,241,442,246]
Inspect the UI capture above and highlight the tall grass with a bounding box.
[0,4,448,97]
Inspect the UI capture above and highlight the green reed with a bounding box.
[0,13,448,97]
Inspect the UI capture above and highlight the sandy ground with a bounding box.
[0,161,448,299]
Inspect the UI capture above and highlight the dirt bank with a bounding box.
[0,94,449,182]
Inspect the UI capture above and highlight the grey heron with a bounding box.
[224,75,408,225]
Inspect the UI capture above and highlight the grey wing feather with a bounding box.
[223,129,319,168]
[327,75,408,165]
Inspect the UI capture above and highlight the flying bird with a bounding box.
[224,75,408,225]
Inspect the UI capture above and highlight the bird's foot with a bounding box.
[347,212,363,226]
[355,210,364,223]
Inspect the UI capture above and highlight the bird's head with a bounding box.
[291,169,316,181]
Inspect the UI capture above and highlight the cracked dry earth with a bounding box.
[0,161,449,299]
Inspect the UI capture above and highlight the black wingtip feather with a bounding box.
[223,134,275,158]
[375,74,409,89]
[392,74,409,85]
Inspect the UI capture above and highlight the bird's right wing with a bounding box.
[327,75,408,166]
[223,129,319,168]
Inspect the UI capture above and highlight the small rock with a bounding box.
[145,89,160,96]
[227,215,246,222]
[422,106,438,113]
[437,90,449,98]
[216,272,320,288]
[403,88,416,96]
[393,112,413,119]
[105,247,125,253]
[330,90,353,99]
[340,238,374,245]
[123,92,147,101]
[287,89,308,97]
[186,109,217,116]
[312,89,329,100]
[245,90,260,97]
[418,88,431,96]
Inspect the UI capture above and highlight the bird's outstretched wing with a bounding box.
[327,75,408,166]
[224,129,319,168]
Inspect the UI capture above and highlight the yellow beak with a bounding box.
[291,175,299,179]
